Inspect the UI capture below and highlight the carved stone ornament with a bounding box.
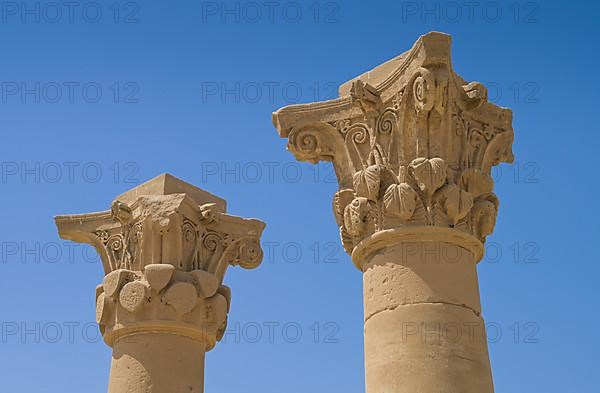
[55,174,265,349]
[273,32,514,259]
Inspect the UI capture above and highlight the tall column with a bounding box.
[273,32,515,392]
[55,174,265,393]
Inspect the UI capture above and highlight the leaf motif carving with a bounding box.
[353,165,382,201]
[435,185,474,225]
[343,197,371,237]
[460,168,493,198]
[482,131,515,174]
[409,157,448,195]
[333,189,355,226]
[471,199,498,240]
[339,226,354,255]
[383,183,418,221]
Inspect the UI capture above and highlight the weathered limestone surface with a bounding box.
[55,174,265,393]
[273,32,514,392]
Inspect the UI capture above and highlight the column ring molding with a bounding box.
[351,226,484,271]
[104,321,218,349]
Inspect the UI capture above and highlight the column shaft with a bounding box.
[362,240,493,393]
[108,334,206,393]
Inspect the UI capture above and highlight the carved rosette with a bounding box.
[56,187,264,348]
[274,32,514,258]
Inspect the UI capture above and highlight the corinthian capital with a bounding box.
[273,32,514,261]
[55,173,265,349]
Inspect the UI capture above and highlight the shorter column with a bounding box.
[55,174,265,393]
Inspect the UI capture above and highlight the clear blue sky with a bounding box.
[0,1,597,392]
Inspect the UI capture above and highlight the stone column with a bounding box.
[272,32,515,393]
[55,174,265,393]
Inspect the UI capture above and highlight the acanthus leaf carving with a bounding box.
[333,189,355,226]
[94,264,231,350]
[353,165,383,201]
[273,32,515,256]
[409,157,448,197]
[343,197,373,238]
[434,184,474,226]
[339,225,354,255]
[382,183,418,222]
[55,174,265,350]
[482,131,515,174]
[471,194,499,242]
[460,168,494,198]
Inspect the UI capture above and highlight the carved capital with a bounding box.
[273,32,514,261]
[55,174,265,348]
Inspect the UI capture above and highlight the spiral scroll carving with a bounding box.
[273,35,515,258]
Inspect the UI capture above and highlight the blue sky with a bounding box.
[0,0,598,392]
